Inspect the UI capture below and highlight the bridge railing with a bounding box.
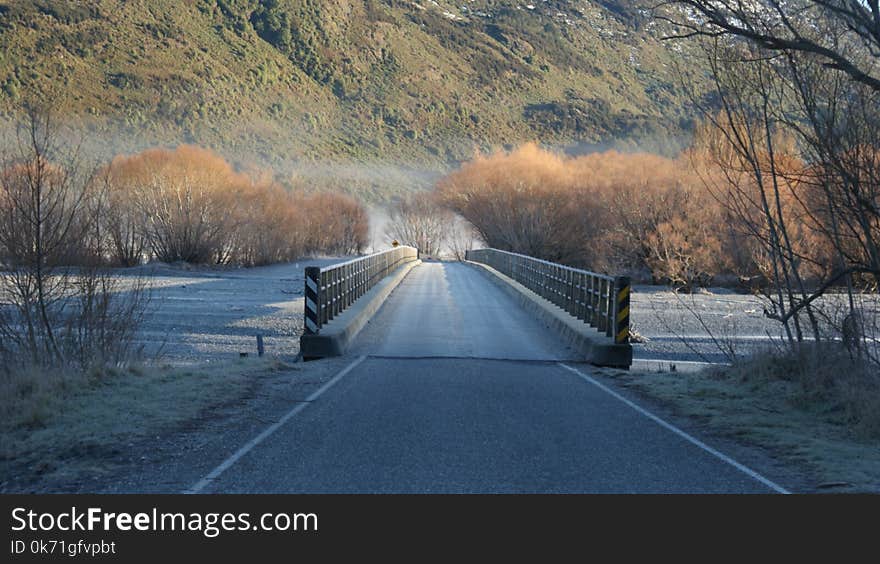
[303,246,419,335]
[465,248,630,344]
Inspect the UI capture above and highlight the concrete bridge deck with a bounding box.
[350,261,574,360]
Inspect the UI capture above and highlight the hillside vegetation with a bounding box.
[0,0,694,200]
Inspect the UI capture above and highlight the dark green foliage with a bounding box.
[0,1,99,25]
[249,0,328,82]
[407,10,535,84]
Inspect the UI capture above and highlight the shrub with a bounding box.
[385,192,452,257]
[711,344,880,439]
[104,145,247,264]
[102,146,370,266]
[436,143,736,287]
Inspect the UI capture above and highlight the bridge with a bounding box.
[301,246,632,366]
[187,247,789,493]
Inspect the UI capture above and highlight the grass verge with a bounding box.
[604,347,880,492]
[0,358,296,492]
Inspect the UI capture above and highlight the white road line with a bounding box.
[558,362,791,494]
[183,355,368,494]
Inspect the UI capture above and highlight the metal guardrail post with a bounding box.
[575,271,584,320]
[613,276,631,344]
[304,266,321,335]
[605,278,614,338]
[328,269,334,321]
[332,269,339,320]
[589,274,595,321]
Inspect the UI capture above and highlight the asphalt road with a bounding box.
[194,262,781,493]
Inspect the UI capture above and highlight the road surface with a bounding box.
[190,262,783,493]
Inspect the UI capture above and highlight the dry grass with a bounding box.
[605,345,880,492]
[720,345,880,439]
[0,357,296,491]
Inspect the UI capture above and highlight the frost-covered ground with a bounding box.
[630,286,779,370]
[125,268,880,367]
[122,258,345,365]
[630,285,880,371]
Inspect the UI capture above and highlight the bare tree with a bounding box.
[662,0,879,357]
[659,1,880,292]
[99,165,148,267]
[0,102,153,371]
[688,40,823,342]
[0,103,93,363]
[447,214,481,261]
[385,192,451,257]
[658,0,880,92]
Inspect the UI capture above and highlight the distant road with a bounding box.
[189,262,784,493]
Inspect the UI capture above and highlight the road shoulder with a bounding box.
[586,365,880,493]
[0,356,353,493]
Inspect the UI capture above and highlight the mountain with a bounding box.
[0,0,696,199]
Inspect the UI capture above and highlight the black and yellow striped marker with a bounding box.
[304,266,322,335]
[614,276,630,344]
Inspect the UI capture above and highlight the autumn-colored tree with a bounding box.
[299,192,369,256]
[436,144,595,266]
[102,146,370,266]
[437,143,735,287]
[104,145,247,264]
[233,181,302,266]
